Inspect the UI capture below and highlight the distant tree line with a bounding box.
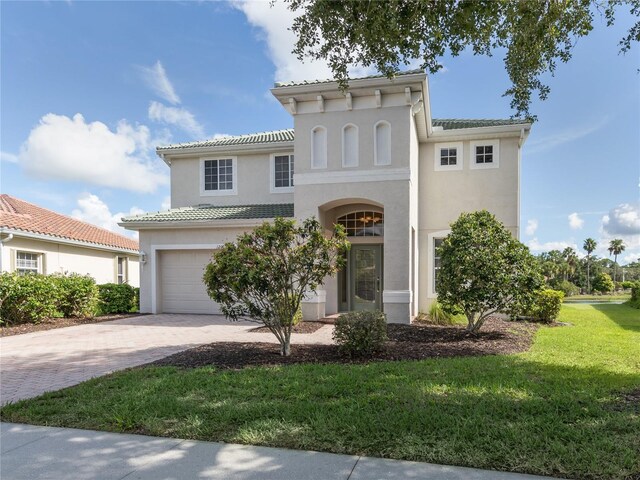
[536,238,637,295]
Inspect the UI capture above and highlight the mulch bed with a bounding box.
[150,316,538,370]
[0,313,147,337]
[249,321,326,334]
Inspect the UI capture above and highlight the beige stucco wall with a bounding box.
[137,226,255,313]
[0,236,139,287]
[170,151,294,208]
[417,135,521,313]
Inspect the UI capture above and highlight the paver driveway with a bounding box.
[0,314,334,405]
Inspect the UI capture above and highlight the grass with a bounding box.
[2,304,639,479]
[563,293,631,302]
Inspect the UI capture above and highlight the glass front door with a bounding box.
[350,244,382,311]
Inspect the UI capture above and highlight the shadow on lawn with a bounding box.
[591,303,640,333]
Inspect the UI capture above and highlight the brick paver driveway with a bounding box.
[0,314,334,405]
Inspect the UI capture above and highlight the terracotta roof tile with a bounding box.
[0,195,139,252]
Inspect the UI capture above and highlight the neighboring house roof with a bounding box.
[273,69,425,88]
[0,194,139,252]
[157,129,294,152]
[432,118,529,130]
[121,203,295,224]
[157,118,528,152]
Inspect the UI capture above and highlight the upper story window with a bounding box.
[470,139,500,169]
[342,124,359,168]
[271,153,294,193]
[336,211,384,237]
[374,121,391,166]
[16,251,40,275]
[311,126,327,169]
[200,157,237,196]
[434,142,463,171]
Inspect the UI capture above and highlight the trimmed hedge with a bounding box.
[528,289,564,323]
[333,310,387,358]
[0,272,61,325]
[97,283,137,314]
[629,282,640,309]
[54,273,99,318]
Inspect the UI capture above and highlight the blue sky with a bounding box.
[1,1,639,263]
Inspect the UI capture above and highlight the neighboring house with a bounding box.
[0,195,140,286]
[122,70,531,323]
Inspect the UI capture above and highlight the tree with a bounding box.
[436,210,543,333]
[608,238,626,282]
[562,247,579,282]
[592,272,615,294]
[203,217,348,356]
[583,238,597,293]
[288,0,639,119]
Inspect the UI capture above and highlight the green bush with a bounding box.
[53,273,99,318]
[549,279,580,297]
[97,283,136,314]
[527,289,565,323]
[628,282,640,309]
[0,273,61,325]
[333,310,387,358]
[133,287,140,313]
[423,301,457,325]
[592,273,615,294]
[621,280,635,290]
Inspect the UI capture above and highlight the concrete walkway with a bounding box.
[0,423,556,480]
[0,314,334,405]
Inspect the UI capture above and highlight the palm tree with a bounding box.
[583,238,597,293]
[562,247,579,282]
[608,239,626,283]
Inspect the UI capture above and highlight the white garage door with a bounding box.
[160,250,221,314]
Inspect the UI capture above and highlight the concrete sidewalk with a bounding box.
[0,423,556,480]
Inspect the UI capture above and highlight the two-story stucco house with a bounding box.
[121,70,531,324]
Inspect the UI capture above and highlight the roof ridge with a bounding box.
[273,69,425,88]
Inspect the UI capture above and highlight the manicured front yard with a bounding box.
[2,304,638,479]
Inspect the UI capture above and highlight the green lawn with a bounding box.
[2,304,638,479]
[563,294,631,302]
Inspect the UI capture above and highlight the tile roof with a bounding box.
[122,203,294,224]
[432,118,529,130]
[273,69,425,88]
[0,194,139,252]
[157,129,294,151]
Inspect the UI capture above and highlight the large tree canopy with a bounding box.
[288,0,639,119]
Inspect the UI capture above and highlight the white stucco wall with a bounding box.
[0,236,140,287]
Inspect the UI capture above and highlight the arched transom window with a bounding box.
[336,211,384,237]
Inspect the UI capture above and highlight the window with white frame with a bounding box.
[434,142,463,171]
[16,251,40,275]
[272,154,294,191]
[203,158,234,192]
[470,139,500,169]
[117,257,127,284]
[433,238,444,293]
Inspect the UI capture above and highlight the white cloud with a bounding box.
[148,101,205,139]
[527,238,578,253]
[524,219,538,236]
[234,0,377,83]
[602,203,640,236]
[1,151,18,163]
[71,193,143,239]
[137,61,180,105]
[568,212,584,230]
[526,116,609,154]
[18,113,168,193]
[161,196,171,211]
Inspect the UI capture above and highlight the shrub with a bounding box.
[132,287,140,312]
[333,310,387,358]
[53,273,99,318]
[549,279,580,297]
[0,273,61,325]
[527,289,564,323]
[628,282,640,309]
[423,301,458,325]
[621,280,635,290]
[592,273,615,294]
[98,283,136,314]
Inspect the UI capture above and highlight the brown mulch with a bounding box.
[0,313,147,337]
[249,321,326,334]
[150,316,538,370]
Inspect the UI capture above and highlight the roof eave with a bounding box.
[427,123,532,141]
[156,140,295,159]
[1,228,140,255]
[119,218,280,230]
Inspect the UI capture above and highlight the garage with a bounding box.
[159,250,220,314]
